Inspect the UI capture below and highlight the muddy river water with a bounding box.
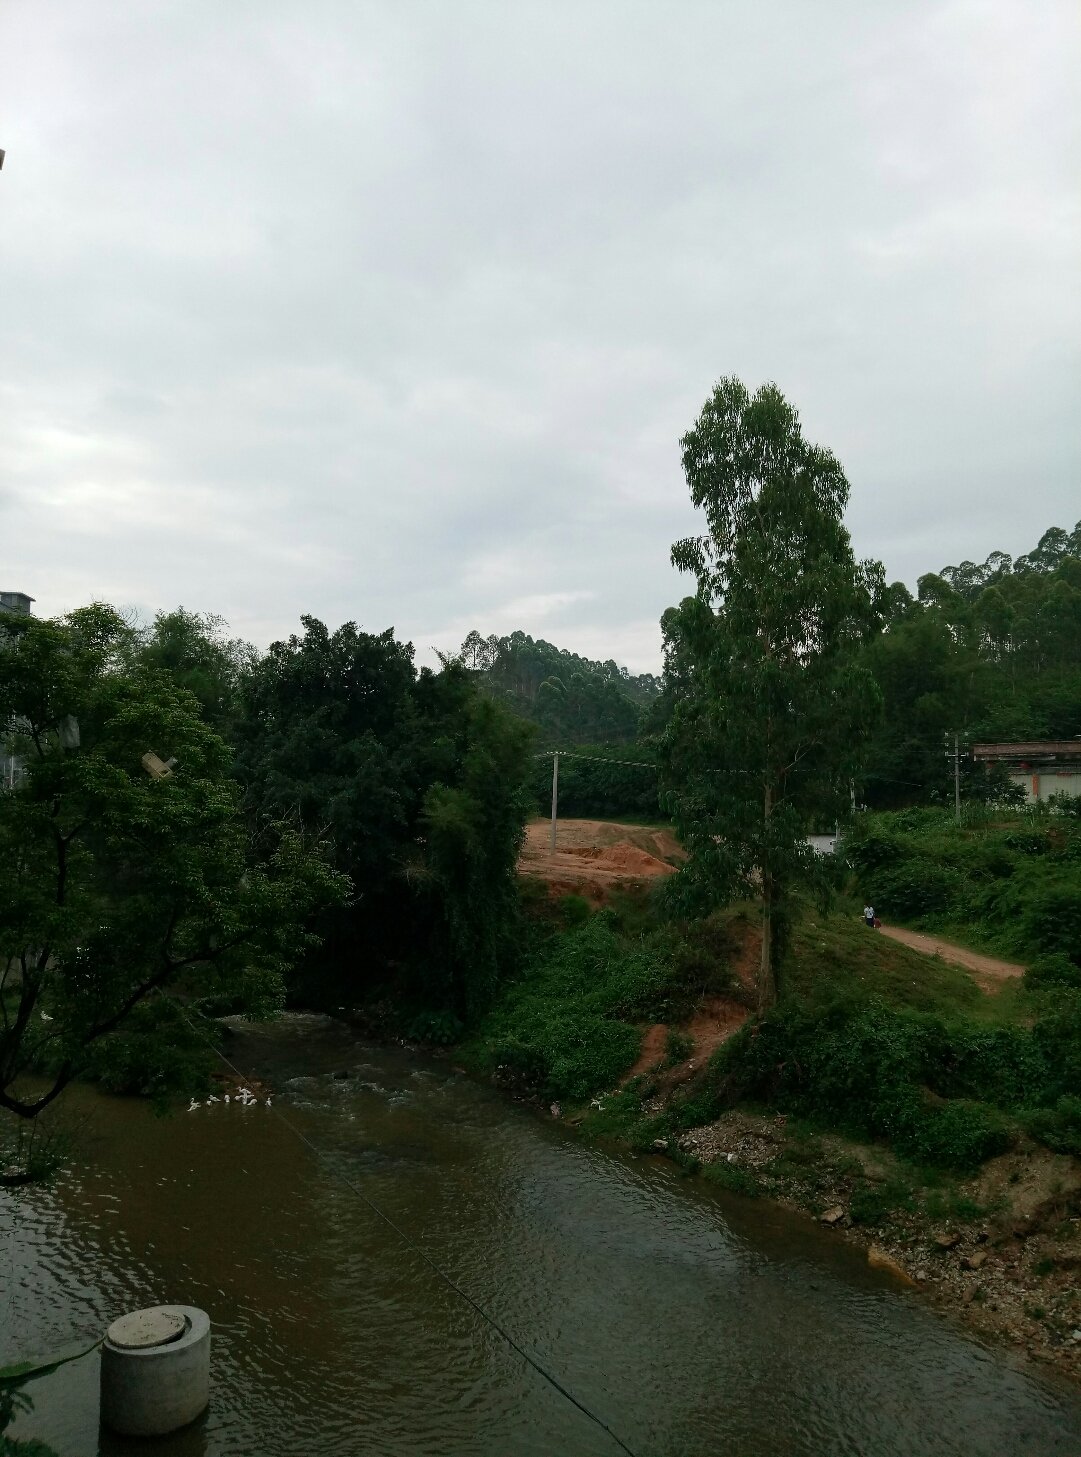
[4,1013,1081,1456]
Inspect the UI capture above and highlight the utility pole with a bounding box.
[944,732,962,825]
[549,751,559,853]
[954,732,961,826]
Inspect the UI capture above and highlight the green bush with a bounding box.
[1025,954,1081,991]
[844,825,912,874]
[407,1009,464,1045]
[893,1096,1011,1171]
[969,841,1016,881]
[1031,993,1081,1097]
[697,992,1079,1170]
[1018,886,1081,961]
[849,1180,913,1225]
[664,1030,694,1066]
[873,860,965,919]
[928,1021,1050,1107]
[1023,1096,1081,1156]
[1002,830,1049,856]
[465,916,672,1101]
[558,894,594,928]
[488,1014,641,1101]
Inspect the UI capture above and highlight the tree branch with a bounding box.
[0,1064,74,1121]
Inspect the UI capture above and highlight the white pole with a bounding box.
[954,732,961,826]
[549,752,559,853]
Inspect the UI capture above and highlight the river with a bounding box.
[4,1013,1081,1456]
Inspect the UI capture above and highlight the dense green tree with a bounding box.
[237,617,532,1019]
[137,607,255,737]
[0,606,346,1131]
[409,668,535,1016]
[660,378,883,1007]
[862,521,1081,806]
[526,744,660,820]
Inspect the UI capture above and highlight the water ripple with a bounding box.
[5,1024,1081,1456]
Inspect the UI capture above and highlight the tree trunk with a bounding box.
[758,782,777,1011]
[759,883,775,1011]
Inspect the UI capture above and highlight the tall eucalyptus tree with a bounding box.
[661,378,883,1007]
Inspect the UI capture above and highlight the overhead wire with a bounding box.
[533,750,656,769]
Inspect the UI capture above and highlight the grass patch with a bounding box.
[789,913,998,1021]
[579,1086,664,1145]
[844,807,1081,970]
[849,1179,917,1225]
[701,1160,761,1197]
[922,1187,986,1224]
[460,913,678,1102]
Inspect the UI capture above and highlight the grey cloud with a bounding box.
[0,0,1077,673]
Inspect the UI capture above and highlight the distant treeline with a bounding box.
[527,745,660,820]
[443,629,662,746]
[448,520,1081,816]
[864,521,1081,806]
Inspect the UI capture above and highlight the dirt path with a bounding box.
[878,925,1025,991]
[518,817,685,901]
[622,997,749,1087]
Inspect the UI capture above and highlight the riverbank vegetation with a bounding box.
[0,606,348,1132]
[460,874,1081,1370]
[459,887,742,1101]
[845,803,1081,971]
[464,879,1080,1167]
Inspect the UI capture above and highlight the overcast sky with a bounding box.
[1,2,1078,672]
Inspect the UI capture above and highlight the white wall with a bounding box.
[1008,770,1081,803]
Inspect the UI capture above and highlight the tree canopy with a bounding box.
[0,606,346,1125]
[862,520,1081,806]
[660,378,883,1006]
[236,616,533,1021]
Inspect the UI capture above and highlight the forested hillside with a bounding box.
[446,629,661,746]
[863,521,1081,806]
[440,519,1081,820]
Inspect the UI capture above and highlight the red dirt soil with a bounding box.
[518,817,685,902]
[623,997,750,1087]
[519,817,748,1082]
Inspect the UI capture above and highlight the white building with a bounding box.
[972,742,1081,803]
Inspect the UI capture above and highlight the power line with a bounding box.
[533,750,657,770]
[176,1009,640,1457]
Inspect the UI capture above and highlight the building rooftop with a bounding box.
[973,741,1081,761]
[0,591,34,616]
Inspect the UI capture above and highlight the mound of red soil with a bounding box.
[518,818,683,900]
[562,843,672,875]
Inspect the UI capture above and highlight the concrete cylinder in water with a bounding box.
[100,1305,210,1437]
